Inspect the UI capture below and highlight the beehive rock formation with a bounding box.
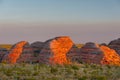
[39,36,73,65]
[68,42,120,65]
[108,38,120,55]
[1,37,120,65]
[2,41,28,64]
[31,41,44,49]
[79,42,104,64]
[100,46,120,65]
[31,41,44,54]
[68,42,103,64]
[0,48,8,62]
[67,45,81,63]
[16,43,34,63]
[17,41,45,63]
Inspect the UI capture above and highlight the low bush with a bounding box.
[0,63,119,80]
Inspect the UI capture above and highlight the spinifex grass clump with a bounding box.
[0,63,120,80]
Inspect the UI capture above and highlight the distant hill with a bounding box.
[0,44,12,50]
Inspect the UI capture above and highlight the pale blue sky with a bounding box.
[0,0,120,44]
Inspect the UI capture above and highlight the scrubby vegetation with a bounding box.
[0,44,12,50]
[0,63,120,80]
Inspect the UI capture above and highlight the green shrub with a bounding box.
[50,66,58,74]
[91,76,107,80]
[78,76,87,80]
[71,65,79,70]
[0,63,119,80]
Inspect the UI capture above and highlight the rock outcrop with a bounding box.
[79,42,103,64]
[31,41,44,54]
[108,38,120,55]
[68,42,103,64]
[100,46,120,66]
[17,41,45,63]
[2,41,28,64]
[0,48,8,62]
[16,43,33,63]
[67,45,81,63]
[31,41,44,48]
[39,36,73,65]
[1,37,120,66]
[68,42,120,66]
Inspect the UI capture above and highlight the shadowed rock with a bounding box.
[0,48,8,62]
[68,42,120,66]
[78,42,103,64]
[31,41,44,54]
[108,38,120,54]
[16,43,34,63]
[2,41,28,64]
[67,45,81,63]
[16,42,44,63]
[31,41,44,49]
[100,43,107,46]
[39,36,73,65]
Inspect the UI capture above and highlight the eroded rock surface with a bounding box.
[39,36,73,64]
[69,42,103,64]
[16,43,33,63]
[0,48,8,62]
[68,42,120,66]
[108,38,120,54]
[2,41,28,64]
[100,46,120,66]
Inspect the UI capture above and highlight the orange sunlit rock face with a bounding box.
[40,36,73,65]
[49,37,73,64]
[100,46,120,66]
[2,41,27,64]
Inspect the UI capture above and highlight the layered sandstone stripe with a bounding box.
[2,41,27,64]
[100,46,120,66]
[68,42,120,66]
[68,42,103,64]
[79,42,103,64]
[108,38,120,55]
[39,36,73,65]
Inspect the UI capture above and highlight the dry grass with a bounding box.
[0,44,12,50]
[0,63,120,80]
[75,44,84,48]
